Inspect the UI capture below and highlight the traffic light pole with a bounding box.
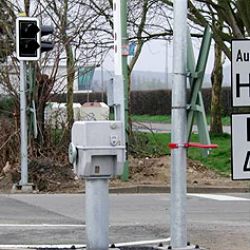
[19,61,29,188]
[15,16,54,192]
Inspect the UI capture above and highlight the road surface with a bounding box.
[0,193,249,249]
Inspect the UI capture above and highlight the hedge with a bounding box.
[51,87,232,116]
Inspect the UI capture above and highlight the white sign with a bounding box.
[232,40,250,107]
[231,114,250,180]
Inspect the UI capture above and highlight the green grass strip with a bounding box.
[130,132,231,176]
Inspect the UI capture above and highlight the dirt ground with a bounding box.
[0,156,249,193]
[111,156,250,190]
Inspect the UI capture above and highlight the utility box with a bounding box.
[70,121,125,177]
[44,102,81,127]
[80,102,109,121]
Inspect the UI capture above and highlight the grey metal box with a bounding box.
[72,121,125,177]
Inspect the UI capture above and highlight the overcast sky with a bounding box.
[103,39,230,75]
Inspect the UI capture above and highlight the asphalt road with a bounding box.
[0,193,249,249]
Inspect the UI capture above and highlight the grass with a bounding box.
[187,133,231,175]
[131,115,171,123]
[131,114,231,126]
[130,132,231,176]
[219,116,230,126]
[130,132,170,157]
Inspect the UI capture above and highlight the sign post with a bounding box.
[231,39,250,181]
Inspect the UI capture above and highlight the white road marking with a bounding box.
[115,237,171,247]
[0,244,85,249]
[188,193,250,201]
[0,238,171,249]
[0,224,85,228]
[0,222,144,228]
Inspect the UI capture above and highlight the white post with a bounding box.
[113,0,128,181]
[113,0,123,76]
[113,0,125,123]
[85,178,109,250]
[20,61,28,186]
[171,0,188,248]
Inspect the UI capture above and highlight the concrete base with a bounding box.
[11,183,35,193]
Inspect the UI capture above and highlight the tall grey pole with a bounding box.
[85,178,109,250]
[20,61,28,186]
[171,0,188,248]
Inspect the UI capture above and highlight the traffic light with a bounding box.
[40,25,54,53]
[16,17,40,61]
[16,17,54,61]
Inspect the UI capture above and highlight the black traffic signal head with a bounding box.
[16,17,41,60]
[16,17,55,61]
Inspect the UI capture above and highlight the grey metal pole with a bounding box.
[85,177,109,250]
[170,0,188,248]
[20,61,28,186]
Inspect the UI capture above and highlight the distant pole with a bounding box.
[165,40,169,89]
[101,53,104,101]
[20,61,28,186]
[171,0,188,248]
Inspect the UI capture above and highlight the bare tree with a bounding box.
[0,1,21,115]
[187,1,250,133]
[81,0,173,134]
[161,1,250,134]
[210,19,223,134]
[38,0,104,129]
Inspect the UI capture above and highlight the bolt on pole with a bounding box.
[171,0,188,248]
[20,60,28,186]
